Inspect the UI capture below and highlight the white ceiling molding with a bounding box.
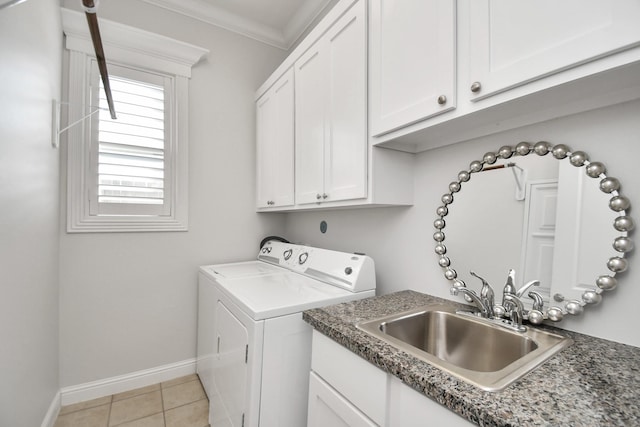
[140,0,331,50]
[282,0,333,47]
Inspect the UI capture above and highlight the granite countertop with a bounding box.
[302,290,640,426]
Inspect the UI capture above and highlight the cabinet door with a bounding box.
[388,376,472,426]
[295,42,327,205]
[256,68,294,208]
[324,0,368,203]
[308,372,378,427]
[369,0,456,136]
[468,0,640,100]
[213,301,248,427]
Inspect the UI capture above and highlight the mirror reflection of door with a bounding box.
[550,161,618,304]
[519,180,558,307]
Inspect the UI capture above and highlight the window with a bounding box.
[62,8,208,232]
[90,63,171,216]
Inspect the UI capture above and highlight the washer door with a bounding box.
[213,301,248,426]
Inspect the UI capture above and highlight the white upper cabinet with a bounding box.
[256,68,295,208]
[294,45,326,205]
[371,0,640,152]
[369,0,456,137]
[295,0,367,205]
[468,0,640,101]
[255,0,415,211]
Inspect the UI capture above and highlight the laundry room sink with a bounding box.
[356,304,571,391]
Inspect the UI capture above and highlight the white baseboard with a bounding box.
[60,358,196,406]
[41,390,61,427]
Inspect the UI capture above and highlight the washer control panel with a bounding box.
[257,240,375,292]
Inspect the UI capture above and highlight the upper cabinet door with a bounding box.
[325,0,367,202]
[256,68,294,208]
[468,0,640,101]
[295,43,327,205]
[295,0,367,206]
[369,0,456,137]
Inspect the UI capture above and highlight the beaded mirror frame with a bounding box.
[434,141,634,323]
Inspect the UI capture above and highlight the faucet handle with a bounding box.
[470,271,488,287]
[516,279,540,298]
[528,291,544,311]
[470,271,495,318]
[527,291,545,325]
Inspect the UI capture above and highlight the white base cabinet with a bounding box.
[308,372,377,427]
[387,376,470,427]
[308,330,473,427]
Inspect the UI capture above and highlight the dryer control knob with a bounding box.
[283,249,293,260]
[345,267,353,275]
[299,252,309,264]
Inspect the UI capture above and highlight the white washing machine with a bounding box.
[196,240,376,427]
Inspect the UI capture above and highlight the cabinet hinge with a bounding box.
[245,345,248,363]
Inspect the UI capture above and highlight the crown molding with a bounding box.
[140,0,331,50]
[282,0,333,47]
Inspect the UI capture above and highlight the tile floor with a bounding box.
[54,374,209,427]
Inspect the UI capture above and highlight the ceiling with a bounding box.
[140,0,334,50]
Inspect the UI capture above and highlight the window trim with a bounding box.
[61,8,208,232]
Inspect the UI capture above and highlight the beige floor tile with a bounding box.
[113,384,161,402]
[165,399,209,427]
[112,412,165,427]
[161,374,199,389]
[162,379,206,410]
[59,396,112,416]
[54,404,110,427]
[109,390,163,426]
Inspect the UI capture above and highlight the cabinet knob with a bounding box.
[470,81,482,93]
[316,194,322,200]
[322,193,328,199]
[437,95,447,105]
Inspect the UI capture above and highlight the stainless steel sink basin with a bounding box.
[356,304,571,391]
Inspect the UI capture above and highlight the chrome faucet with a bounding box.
[503,294,526,332]
[450,286,492,318]
[450,269,540,332]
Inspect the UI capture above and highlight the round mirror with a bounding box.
[434,141,634,323]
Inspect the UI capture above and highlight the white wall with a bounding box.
[58,0,287,387]
[284,99,640,348]
[0,0,62,426]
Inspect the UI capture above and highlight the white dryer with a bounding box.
[197,240,375,427]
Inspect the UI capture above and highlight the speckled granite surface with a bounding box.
[303,290,640,426]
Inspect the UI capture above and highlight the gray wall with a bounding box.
[0,0,62,426]
[284,99,640,348]
[58,0,287,387]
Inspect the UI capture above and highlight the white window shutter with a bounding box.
[88,63,172,216]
